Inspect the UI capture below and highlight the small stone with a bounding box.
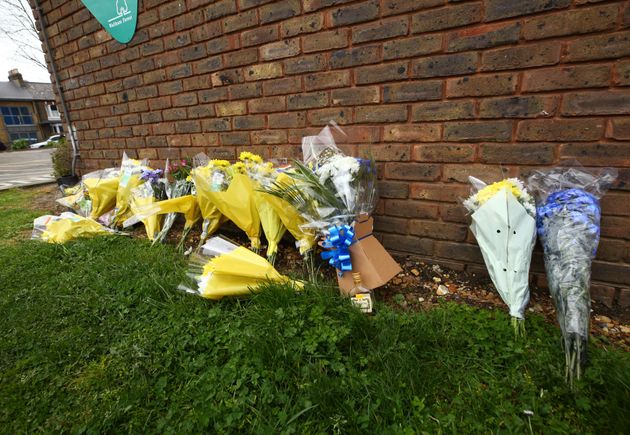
[432,277,441,283]
[595,315,612,324]
[620,325,630,334]
[410,268,420,276]
[392,278,402,285]
[418,297,425,302]
[437,285,449,296]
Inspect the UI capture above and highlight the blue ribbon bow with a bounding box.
[321,224,355,276]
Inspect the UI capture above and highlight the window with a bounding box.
[1,106,34,125]
[9,131,38,143]
[47,102,61,120]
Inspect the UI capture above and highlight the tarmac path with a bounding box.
[0,149,55,190]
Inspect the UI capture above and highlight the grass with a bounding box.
[0,187,629,433]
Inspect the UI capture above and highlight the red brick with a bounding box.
[412,101,475,122]
[331,86,379,106]
[249,96,287,113]
[204,0,237,20]
[385,200,439,219]
[242,25,278,47]
[268,112,306,128]
[383,35,442,60]
[592,261,630,286]
[287,92,328,110]
[281,14,324,37]
[223,10,258,33]
[435,241,483,264]
[330,0,379,27]
[619,289,630,308]
[606,118,630,140]
[444,121,512,142]
[284,54,327,74]
[382,0,442,16]
[484,0,570,21]
[304,71,350,91]
[382,233,434,256]
[517,119,605,141]
[303,29,348,53]
[481,42,561,71]
[245,63,282,81]
[447,22,521,52]
[259,0,300,24]
[263,77,302,95]
[479,96,558,118]
[359,144,410,161]
[522,65,611,92]
[379,181,410,199]
[303,0,354,12]
[230,114,264,130]
[617,60,630,86]
[442,164,509,183]
[566,31,630,62]
[561,91,630,116]
[410,183,469,202]
[355,105,407,123]
[251,130,288,144]
[409,220,468,241]
[480,143,555,164]
[413,53,477,78]
[560,142,630,166]
[308,108,351,125]
[413,144,475,163]
[412,3,482,33]
[215,101,247,116]
[384,163,441,181]
[260,39,301,61]
[590,284,616,308]
[330,45,381,69]
[446,73,517,98]
[229,83,261,100]
[207,35,240,54]
[356,62,409,85]
[384,124,441,142]
[352,17,408,44]
[522,5,617,40]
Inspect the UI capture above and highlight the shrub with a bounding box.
[10,139,29,150]
[51,137,73,178]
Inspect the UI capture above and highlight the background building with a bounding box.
[31,0,630,306]
[0,69,61,146]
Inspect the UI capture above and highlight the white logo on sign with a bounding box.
[107,0,132,28]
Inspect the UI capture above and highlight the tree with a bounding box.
[0,0,47,71]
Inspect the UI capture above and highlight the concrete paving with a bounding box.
[0,149,56,190]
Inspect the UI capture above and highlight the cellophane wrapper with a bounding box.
[82,167,120,219]
[298,122,378,231]
[528,165,617,382]
[111,153,150,227]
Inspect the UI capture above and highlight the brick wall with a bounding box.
[34,0,630,306]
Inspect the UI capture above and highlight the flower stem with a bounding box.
[511,317,526,339]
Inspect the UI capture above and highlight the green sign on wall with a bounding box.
[81,0,138,44]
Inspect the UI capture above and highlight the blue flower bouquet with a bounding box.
[528,166,617,385]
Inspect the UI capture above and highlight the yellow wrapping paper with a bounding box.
[192,167,227,239]
[204,173,261,250]
[265,173,316,254]
[132,195,201,231]
[83,176,118,219]
[200,246,302,299]
[253,191,286,259]
[112,172,144,226]
[33,213,114,244]
[130,195,162,240]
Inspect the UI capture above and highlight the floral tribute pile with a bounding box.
[37,123,400,311]
[39,122,620,383]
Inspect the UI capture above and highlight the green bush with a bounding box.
[10,139,29,150]
[51,137,73,178]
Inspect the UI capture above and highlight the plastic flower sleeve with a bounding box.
[111,153,151,227]
[32,212,118,243]
[463,177,537,337]
[178,236,302,300]
[127,182,162,240]
[82,168,120,219]
[527,166,617,385]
